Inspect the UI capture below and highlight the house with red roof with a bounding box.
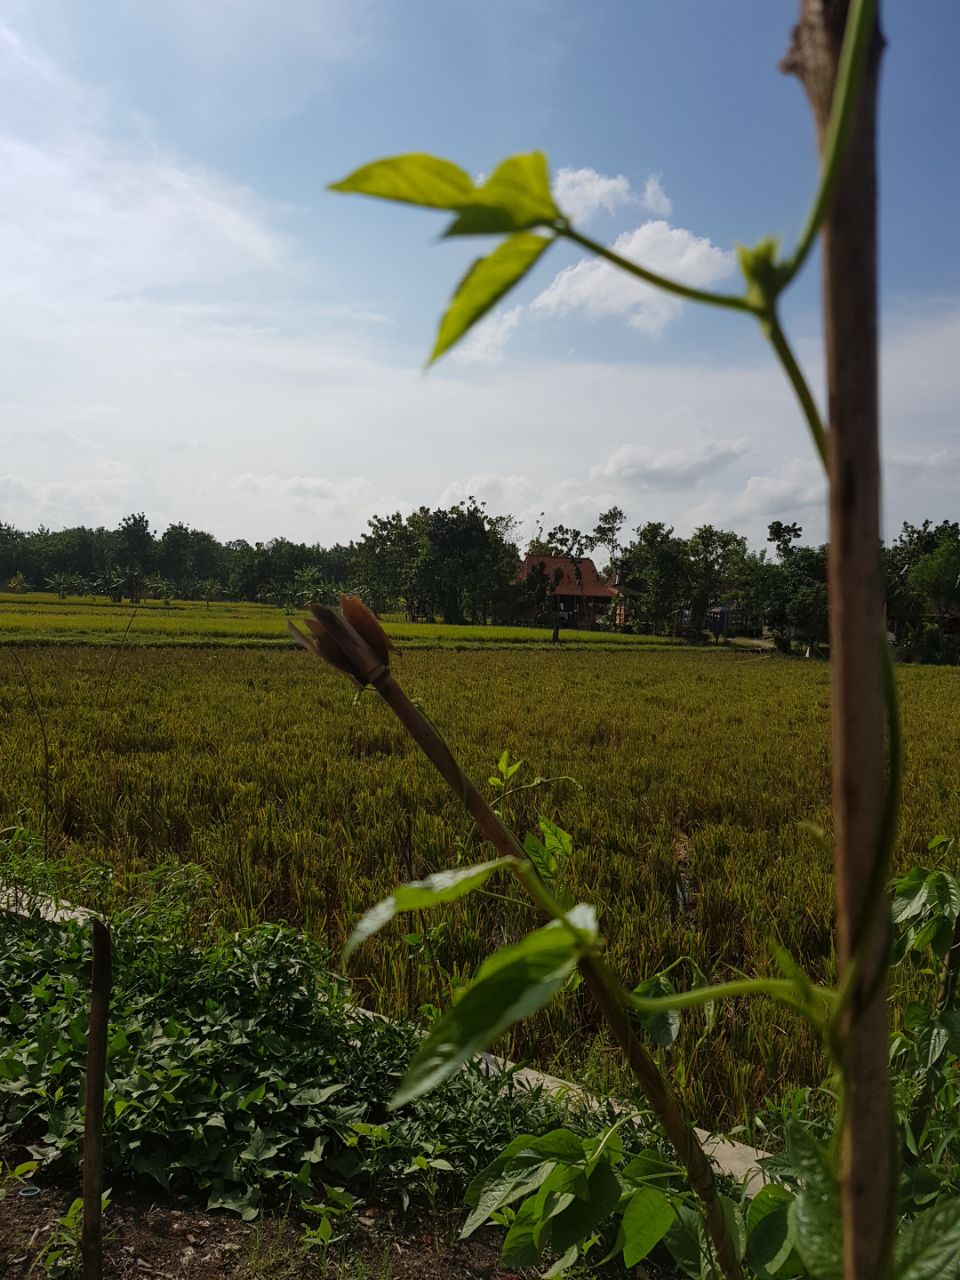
[513,554,622,628]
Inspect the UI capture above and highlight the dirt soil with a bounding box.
[0,1181,539,1279]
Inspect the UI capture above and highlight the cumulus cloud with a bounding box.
[553,166,633,223]
[532,221,734,335]
[641,174,672,217]
[685,460,826,534]
[589,438,749,489]
[0,460,143,527]
[450,306,524,365]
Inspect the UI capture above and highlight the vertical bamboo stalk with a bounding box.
[783,5,894,1276]
[82,919,112,1280]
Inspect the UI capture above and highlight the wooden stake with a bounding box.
[82,919,112,1280]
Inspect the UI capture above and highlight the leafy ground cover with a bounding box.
[0,593,679,650]
[3,643,960,1127]
[0,859,683,1276]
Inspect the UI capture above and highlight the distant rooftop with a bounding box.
[514,554,619,598]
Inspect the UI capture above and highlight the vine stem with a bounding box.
[764,312,828,470]
[301,606,744,1280]
[557,225,756,316]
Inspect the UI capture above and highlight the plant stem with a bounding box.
[558,225,756,316]
[366,667,743,1279]
[764,312,828,470]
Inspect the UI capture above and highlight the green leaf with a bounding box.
[663,1203,706,1279]
[633,971,681,1048]
[462,1129,585,1237]
[787,1127,841,1280]
[621,1186,675,1267]
[207,1185,261,1221]
[746,1184,797,1275]
[622,1149,680,1185]
[430,232,551,364]
[719,1194,747,1265]
[391,911,591,1107]
[444,151,559,236]
[894,1199,960,1280]
[542,1245,579,1278]
[549,1159,622,1253]
[501,1195,545,1267]
[329,154,475,209]
[241,1127,284,1163]
[344,858,516,958]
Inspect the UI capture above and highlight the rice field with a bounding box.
[3,637,959,1127]
[0,593,680,649]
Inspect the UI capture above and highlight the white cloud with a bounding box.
[532,221,734,335]
[2,134,285,305]
[553,166,633,223]
[450,306,524,365]
[221,473,375,506]
[1,2,370,131]
[0,460,142,527]
[589,438,750,489]
[642,174,672,217]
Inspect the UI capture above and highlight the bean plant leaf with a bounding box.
[501,1195,546,1267]
[344,857,516,958]
[621,1186,676,1266]
[633,971,681,1048]
[893,1198,960,1280]
[786,1126,841,1280]
[430,232,551,364]
[444,151,560,236]
[329,154,475,209]
[462,1129,586,1237]
[391,908,595,1107]
[549,1159,622,1253]
[745,1183,798,1276]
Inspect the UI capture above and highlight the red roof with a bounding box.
[514,554,619,598]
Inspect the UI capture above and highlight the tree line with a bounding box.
[2,504,958,658]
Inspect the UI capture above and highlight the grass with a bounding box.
[3,640,960,1127]
[0,593,681,650]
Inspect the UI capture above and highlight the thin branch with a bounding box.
[558,225,757,316]
[765,311,829,470]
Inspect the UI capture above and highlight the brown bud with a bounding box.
[288,597,391,687]
[340,595,393,666]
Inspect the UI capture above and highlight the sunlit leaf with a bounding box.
[329,154,475,209]
[391,911,592,1106]
[430,232,552,364]
[444,151,560,236]
[344,857,516,958]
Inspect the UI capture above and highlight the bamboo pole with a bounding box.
[782,5,895,1276]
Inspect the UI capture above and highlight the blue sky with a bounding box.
[1,1,957,548]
